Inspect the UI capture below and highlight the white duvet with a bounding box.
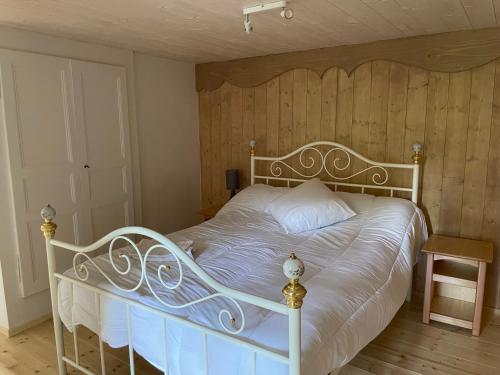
[58,192,427,375]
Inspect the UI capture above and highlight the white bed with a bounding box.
[42,140,425,375]
[57,190,427,375]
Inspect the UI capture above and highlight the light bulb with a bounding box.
[280,7,294,19]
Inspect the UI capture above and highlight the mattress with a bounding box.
[58,192,427,375]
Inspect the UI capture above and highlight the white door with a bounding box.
[0,50,87,297]
[0,50,135,297]
[71,61,134,241]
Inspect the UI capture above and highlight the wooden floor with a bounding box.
[2,302,500,374]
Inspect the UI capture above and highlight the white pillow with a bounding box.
[267,179,356,234]
[218,184,289,215]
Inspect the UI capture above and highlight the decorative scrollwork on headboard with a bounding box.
[269,146,389,185]
[250,140,422,204]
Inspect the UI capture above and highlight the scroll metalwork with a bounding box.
[73,237,245,335]
[269,146,389,185]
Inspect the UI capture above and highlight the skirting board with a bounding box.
[0,313,52,337]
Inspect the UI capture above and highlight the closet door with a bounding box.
[71,61,135,241]
[0,50,88,297]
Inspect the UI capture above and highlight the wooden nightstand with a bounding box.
[422,235,493,336]
[198,205,223,221]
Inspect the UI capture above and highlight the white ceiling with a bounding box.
[0,0,498,63]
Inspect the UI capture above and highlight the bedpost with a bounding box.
[411,143,422,205]
[408,143,422,303]
[41,205,67,375]
[250,139,256,185]
[283,253,307,375]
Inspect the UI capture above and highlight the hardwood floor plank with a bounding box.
[3,301,500,374]
[373,334,499,374]
[360,343,469,375]
[350,353,422,374]
[339,363,374,374]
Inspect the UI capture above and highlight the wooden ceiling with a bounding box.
[0,0,499,63]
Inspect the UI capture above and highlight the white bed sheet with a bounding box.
[58,192,427,375]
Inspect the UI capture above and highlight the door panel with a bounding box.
[0,50,85,296]
[13,63,73,167]
[71,61,134,241]
[23,173,76,212]
[0,50,134,297]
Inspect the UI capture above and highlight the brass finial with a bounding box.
[249,139,256,157]
[40,204,57,239]
[282,253,307,309]
[412,143,422,165]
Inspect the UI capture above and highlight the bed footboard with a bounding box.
[40,205,307,375]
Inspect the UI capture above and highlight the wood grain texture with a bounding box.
[439,71,471,236]
[421,72,449,233]
[3,1,500,63]
[423,235,494,263]
[199,91,212,208]
[196,28,500,91]
[385,63,408,190]
[461,63,496,238]
[199,60,500,307]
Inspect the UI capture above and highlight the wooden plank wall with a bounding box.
[198,60,500,308]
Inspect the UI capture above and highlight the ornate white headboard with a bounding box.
[249,141,422,204]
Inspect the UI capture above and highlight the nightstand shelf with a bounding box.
[432,260,478,289]
[429,296,474,330]
[422,234,493,336]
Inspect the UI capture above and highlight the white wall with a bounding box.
[0,27,200,333]
[134,53,201,233]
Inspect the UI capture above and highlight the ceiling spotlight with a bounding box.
[280,7,294,19]
[243,1,293,34]
[244,14,253,34]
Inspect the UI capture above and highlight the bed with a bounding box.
[41,140,427,375]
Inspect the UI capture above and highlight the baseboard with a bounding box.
[0,313,52,337]
[0,324,8,337]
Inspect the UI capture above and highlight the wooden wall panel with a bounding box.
[385,63,408,190]
[352,63,371,186]
[220,84,232,203]
[439,71,471,236]
[335,70,354,184]
[266,78,280,160]
[320,68,337,141]
[209,89,222,205]
[403,67,428,193]
[483,62,500,303]
[461,64,496,239]
[421,72,449,233]
[292,70,307,178]
[368,62,390,188]
[199,91,212,208]
[279,71,293,181]
[198,60,500,308]
[240,88,254,188]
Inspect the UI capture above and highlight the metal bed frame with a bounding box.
[41,140,422,375]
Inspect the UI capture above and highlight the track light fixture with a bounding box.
[243,1,294,34]
[244,14,253,34]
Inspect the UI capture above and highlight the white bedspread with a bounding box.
[58,192,427,375]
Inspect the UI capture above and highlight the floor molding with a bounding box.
[0,313,52,337]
